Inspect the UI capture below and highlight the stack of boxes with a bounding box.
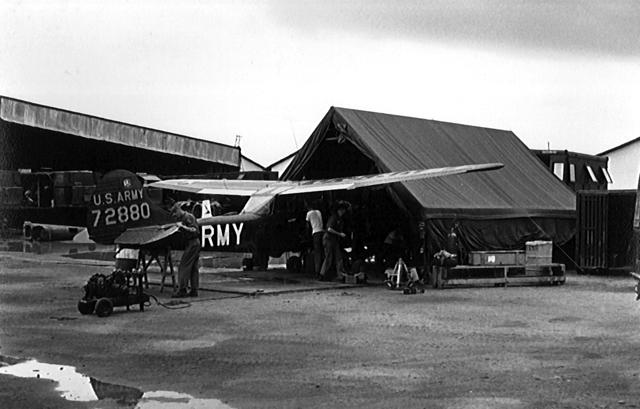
[0,170,23,207]
[525,240,553,274]
[53,171,96,207]
[468,241,553,269]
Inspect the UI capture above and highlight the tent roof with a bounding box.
[282,107,576,219]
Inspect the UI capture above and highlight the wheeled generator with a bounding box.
[77,269,149,317]
[78,248,149,317]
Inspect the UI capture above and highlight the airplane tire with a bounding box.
[95,298,113,318]
[242,257,254,271]
[286,256,302,274]
[253,251,269,271]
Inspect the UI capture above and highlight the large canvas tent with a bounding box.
[282,107,576,257]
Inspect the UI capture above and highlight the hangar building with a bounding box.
[0,96,240,175]
[0,96,240,228]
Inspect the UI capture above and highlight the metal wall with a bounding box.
[576,190,637,273]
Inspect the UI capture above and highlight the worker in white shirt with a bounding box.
[305,201,324,277]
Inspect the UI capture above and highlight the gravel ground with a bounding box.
[1,253,640,409]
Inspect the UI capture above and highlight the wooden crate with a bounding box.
[525,241,552,264]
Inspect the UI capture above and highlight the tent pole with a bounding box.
[423,219,430,283]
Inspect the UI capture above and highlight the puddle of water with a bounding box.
[0,358,235,408]
[0,359,99,401]
[138,391,234,409]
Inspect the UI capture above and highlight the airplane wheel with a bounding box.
[95,298,113,318]
[286,256,301,274]
[242,257,254,271]
[77,300,96,315]
[253,251,269,271]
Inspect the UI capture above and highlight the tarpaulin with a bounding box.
[282,107,576,250]
[427,217,574,252]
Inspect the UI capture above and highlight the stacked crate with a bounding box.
[525,240,553,275]
[53,171,96,206]
[53,172,71,206]
[71,171,96,206]
[0,170,23,206]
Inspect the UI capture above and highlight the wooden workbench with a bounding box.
[431,263,566,289]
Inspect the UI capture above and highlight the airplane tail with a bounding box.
[87,170,172,244]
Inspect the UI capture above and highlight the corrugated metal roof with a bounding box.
[0,96,240,167]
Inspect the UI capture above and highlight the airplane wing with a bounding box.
[150,163,503,216]
[148,179,277,196]
[151,163,503,196]
[277,163,504,195]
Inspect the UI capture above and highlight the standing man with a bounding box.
[382,226,406,268]
[305,201,324,277]
[171,202,201,298]
[319,202,347,281]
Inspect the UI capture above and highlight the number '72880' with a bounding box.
[91,202,151,227]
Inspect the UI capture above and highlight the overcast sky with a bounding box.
[1,0,638,166]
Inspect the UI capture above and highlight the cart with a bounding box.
[77,248,150,317]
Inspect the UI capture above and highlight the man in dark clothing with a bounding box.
[171,203,201,298]
[319,203,347,281]
[382,226,406,268]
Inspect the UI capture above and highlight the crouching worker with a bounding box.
[171,202,201,298]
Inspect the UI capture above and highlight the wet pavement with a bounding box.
[2,244,640,408]
[0,237,353,407]
[0,236,362,296]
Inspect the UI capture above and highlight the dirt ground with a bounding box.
[1,252,640,409]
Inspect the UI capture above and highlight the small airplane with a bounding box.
[86,163,504,268]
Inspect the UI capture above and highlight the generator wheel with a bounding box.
[77,299,96,315]
[95,298,113,317]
